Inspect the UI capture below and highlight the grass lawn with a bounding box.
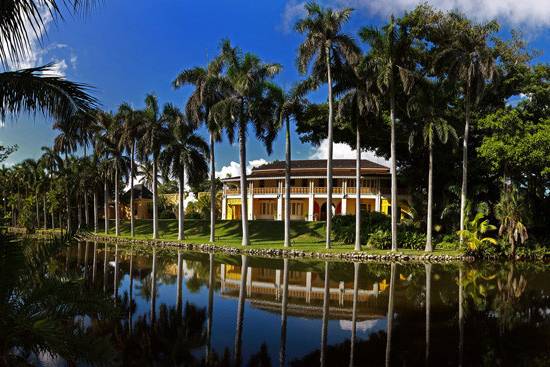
[90,219,462,256]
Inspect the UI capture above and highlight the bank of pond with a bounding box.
[1,236,549,366]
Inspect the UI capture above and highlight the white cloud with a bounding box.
[309,138,389,166]
[281,0,307,32]
[3,6,75,75]
[216,159,268,178]
[282,0,550,30]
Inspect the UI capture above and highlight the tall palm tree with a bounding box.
[360,16,413,252]
[407,79,457,251]
[53,119,79,233]
[0,1,97,125]
[95,111,115,235]
[210,40,281,246]
[173,57,225,243]
[117,103,142,237]
[267,84,307,247]
[295,2,360,249]
[433,16,497,243]
[336,57,380,251]
[40,146,62,229]
[138,94,170,239]
[104,121,129,237]
[159,105,209,240]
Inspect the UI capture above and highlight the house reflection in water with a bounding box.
[219,264,386,320]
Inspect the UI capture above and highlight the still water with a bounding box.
[2,238,549,366]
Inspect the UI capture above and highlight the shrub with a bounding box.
[367,229,426,250]
[333,213,391,245]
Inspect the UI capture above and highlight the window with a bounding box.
[260,202,275,215]
[318,179,325,187]
[332,178,338,187]
[290,179,295,186]
[259,180,265,188]
[291,202,303,216]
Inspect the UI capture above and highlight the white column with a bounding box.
[248,182,254,220]
[308,180,314,221]
[341,180,347,215]
[375,178,382,212]
[221,195,227,220]
[277,181,283,221]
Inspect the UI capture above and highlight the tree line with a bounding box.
[1,1,548,255]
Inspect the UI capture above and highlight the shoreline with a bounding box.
[77,232,474,264]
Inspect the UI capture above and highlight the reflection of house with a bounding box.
[220,264,387,319]
[221,159,411,221]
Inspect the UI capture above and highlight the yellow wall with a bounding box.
[346,198,376,215]
[226,198,241,220]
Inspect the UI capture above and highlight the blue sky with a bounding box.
[2,0,549,175]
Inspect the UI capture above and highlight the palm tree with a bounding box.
[407,79,457,251]
[104,120,129,237]
[267,84,307,247]
[95,111,115,235]
[40,146,62,229]
[138,94,170,239]
[211,40,281,246]
[159,105,209,240]
[494,184,528,257]
[53,119,79,233]
[117,103,142,237]
[0,2,97,124]
[336,57,380,251]
[173,57,225,243]
[432,16,498,243]
[360,16,413,251]
[295,2,360,249]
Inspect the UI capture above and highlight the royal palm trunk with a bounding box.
[459,91,470,246]
[426,138,433,252]
[178,169,185,241]
[325,45,334,250]
[152,155,159,239]
[115,166,119,236]
[104,178,109,234]
[239,118,250,246]
[209,132,216,243]
[355,124,361,251]
[284,116,291,247]
[93,191,98,233]
[390,71,398,252]
[130,141,135,237]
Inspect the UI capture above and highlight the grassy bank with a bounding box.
[90,219,462,256]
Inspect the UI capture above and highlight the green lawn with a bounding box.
[90,219,462,256]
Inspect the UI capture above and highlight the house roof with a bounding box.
[123,184,153,200]
[222,159,389,181]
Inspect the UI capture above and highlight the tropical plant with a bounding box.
[173,56,225,243]
[457,212,497,252]
[360,15,414,251]
[159,104,209,240]
[210,40,281,246]
[407,79,458,251]
[267,84,308,247]
[431,13,498,243]
[336,56,380,251]
[138,94,170,239]
[117,103,143,237]
[0,1,97,123]
[494,185,528,257]
[295,2,360,249]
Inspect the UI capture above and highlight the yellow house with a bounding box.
[122,184,153,220]
[221,159,411,221]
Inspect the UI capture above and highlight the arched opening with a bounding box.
[320,202,336,220]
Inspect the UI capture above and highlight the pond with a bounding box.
[1,238,549,366]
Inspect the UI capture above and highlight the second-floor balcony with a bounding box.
[224,185,382,196]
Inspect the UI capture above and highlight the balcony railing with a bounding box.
[253,187,278,194]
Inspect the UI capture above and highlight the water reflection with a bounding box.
[2,238,549,366]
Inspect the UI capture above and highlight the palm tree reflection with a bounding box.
[234,255,249,367]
